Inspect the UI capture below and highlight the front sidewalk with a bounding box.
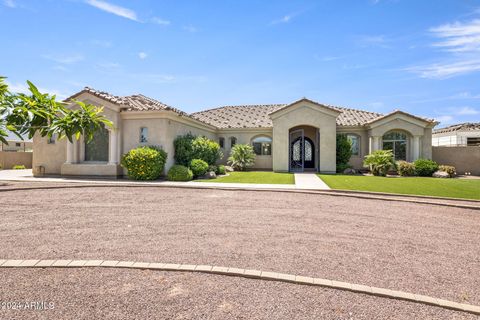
[0,170,330,191]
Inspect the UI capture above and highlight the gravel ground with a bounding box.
[0,268,477,320]
[0,182,479,316]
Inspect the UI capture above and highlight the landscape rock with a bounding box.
[224,166,234,172]
[343,168,356,175]
[433,171,450,178]
[204,171,217,179]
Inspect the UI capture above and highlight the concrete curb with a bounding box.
[1,181,479,210]
[0,259,479,315]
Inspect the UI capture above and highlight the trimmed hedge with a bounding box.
[336,134,352,173]
[414,158,439,177]
[167,165,193,181]
[12,165,26,170]
[439,165,456,177]
[121,146,167,180]
[190,159,209,177]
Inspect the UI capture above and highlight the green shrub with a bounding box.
[216,165,226,175]
[190,159,209,177]
[414,158,439,177]
[439,165,456,177]
[208,165,217,173]
[12,165,26,170]
[363,150,396,176]
[397,161,415,176]
[167,165,193,181]
[173,134,223,166]
[228,144,255,171]
[336,134,352,173]
[121,146,167,180]
[192,136,223,165]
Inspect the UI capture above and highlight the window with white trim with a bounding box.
[252,136,272,155]
[140,127,148,143]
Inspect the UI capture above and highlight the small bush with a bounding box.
[397,161,415,176]
[12,165,26,170]
[439,165,456,177]
[216,165,226,175]
[190,159,209,177]
[414,158,439,177]
[121,146,167,180]
[363,150,396,176]
[208,165,217,173]
[228,144,256,171]
[167,165,193,181]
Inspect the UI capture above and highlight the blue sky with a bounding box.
[1,0,480,127]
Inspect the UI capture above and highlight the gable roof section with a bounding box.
[365,110,436,126]
[191,103,383,128]
[65,87,198,120]
[433,122,480,134]
[268,97,341,116]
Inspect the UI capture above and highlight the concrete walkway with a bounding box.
[0,169,330,191]
[294,173,330,190]
[0,258,478,315]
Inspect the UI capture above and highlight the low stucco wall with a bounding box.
[432,146,480,175]
[0,151,33,169]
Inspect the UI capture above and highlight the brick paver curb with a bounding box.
[0,259,478,315]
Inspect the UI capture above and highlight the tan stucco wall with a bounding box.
[0,141,33,152]
[216,129,273,169]
[33,134,66,175]
[432,146,480,175]
[271,101,339,173]
[122,115,216,174]
[0,151,33,169]
[337,127,369,169]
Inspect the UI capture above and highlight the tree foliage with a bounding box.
[173,133,222,166]
[227,144,256,171]
[363,150,396,176]
[0,76,113,145]
[336,134,352,173]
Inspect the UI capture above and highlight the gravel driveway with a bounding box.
[0,183,479,318]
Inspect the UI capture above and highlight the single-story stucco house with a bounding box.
[432,123,480,147]
[32,87,437,176]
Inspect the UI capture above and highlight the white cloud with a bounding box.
[183,25,197,33]
[271,15,292,24]
[85,0,138,22]
[430,19,480,52]
[151,17,170,25]
[406,59,480,79]
[138,52,148,59]
[3,0,15,8]
[42,54,84,65]
[457,106,479,115]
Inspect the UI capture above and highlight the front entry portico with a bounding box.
[270,98,341,173]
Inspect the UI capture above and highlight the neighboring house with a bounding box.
[0,131,33,152]
[432,123,480,147]
[32,87,437,176]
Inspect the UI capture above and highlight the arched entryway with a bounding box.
[289,126,319,172]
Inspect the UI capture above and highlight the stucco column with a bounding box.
[369,136,381,153]
[66,140,74,164]
[108,129,118,164]
[412,135,421,160]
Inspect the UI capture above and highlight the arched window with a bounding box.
[85,124,109,162]
[230,137,237,148]
[346,134,360,156]
[383,131,407,160]
[252,136,272,156]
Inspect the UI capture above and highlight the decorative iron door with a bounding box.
[289,129,304,172]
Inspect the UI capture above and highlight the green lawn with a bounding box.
[199,171,295,184]
[318,174,480,200]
